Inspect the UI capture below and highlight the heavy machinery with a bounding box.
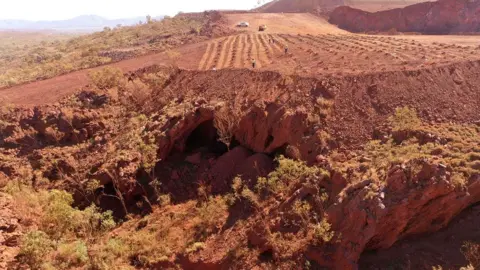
[258,24,267,31]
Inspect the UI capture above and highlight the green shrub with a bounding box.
[196,196,227,239]
[54,240,89,269]
[76,205,116,238]
[127,230,172,267]
[89,239,129,270]
[256,156,325,195]
[10,188,117,240]
[389,106,421,131]
[18,230,54,268]
[88,67,125,90]
[185,242,205,253]
[41,190,77,239]
[311,218,334,243]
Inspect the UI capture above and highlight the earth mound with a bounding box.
[329,0,480,34]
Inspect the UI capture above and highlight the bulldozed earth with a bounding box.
[1,8,480,270]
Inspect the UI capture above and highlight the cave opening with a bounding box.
[184,119,228,156]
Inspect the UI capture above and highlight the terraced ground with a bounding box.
[198,33,288,70]
[196,32,480,74]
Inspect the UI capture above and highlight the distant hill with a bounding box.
[0,15,165,31]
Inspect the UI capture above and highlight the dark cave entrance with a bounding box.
[184,119,228,156]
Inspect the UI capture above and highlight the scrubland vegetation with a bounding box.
[0,16,206,88]
[331,107,480,188]
[0,62,478,269]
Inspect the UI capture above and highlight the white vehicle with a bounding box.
[237,22,249,27]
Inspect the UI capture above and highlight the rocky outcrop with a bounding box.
[329,0,480,34]
[0,193,23,269]
[307,160,480,269]
[235,103,309,154]
[216,159,480,270]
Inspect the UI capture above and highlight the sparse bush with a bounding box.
[311,218,334,243]
[127,230,172,267]
[89,239,129,270]
[293,200,312,224]
[41,190,77,239]
[88,67,126,90]
[7,185,116,242]
[256,156,325,195]
[18,230,54,269]
[76,205,116,238]
[228,177,260,208]
[40,190,116,239]
[185,242,205,253]
[54,240,89,269]
[389,106,421,131]
[196,196,228,238]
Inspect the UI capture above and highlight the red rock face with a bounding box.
[329,0,480,34]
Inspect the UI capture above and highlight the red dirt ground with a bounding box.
[2,10,480,270]
[3,12,480,106]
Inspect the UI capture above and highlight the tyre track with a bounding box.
[218,36,233,69]
[274,34,292,51]
[246,34,254,68]
[211,38,225,70]
[198,42,213,70]
[258,34,273,64]
[205,39,220,70]
[229,35,240,68]
[235,34,246,68]
[269,34,284,53]
[223,35,237,68]
[252,34,263,68]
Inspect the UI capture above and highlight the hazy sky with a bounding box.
[0,0,270,20]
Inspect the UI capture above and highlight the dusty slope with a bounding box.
[255,0,345,13]
[224,13,346,34]
[330,0,480,34]
[344,0,428,12]
[256,0,427,12]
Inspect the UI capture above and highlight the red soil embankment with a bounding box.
[330,0,480,34]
